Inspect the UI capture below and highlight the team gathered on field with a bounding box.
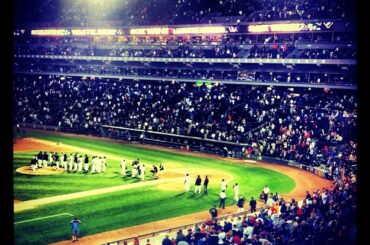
[28,151,273,212]
[29,151,108,173]
[28,151,164,181]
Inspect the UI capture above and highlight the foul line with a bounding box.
[14,213,74,225]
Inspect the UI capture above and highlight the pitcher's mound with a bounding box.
[16,166,65,175]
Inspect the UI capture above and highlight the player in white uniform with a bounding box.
[221,179,227,192]
[96,157,102,173]
[60,152,66,169]
[131,162,137,177]
[68,153,74,172]
[37,151,43,168]
[102,157,107,172]
[73,154,79,172]
[233,183,240,201]
[120,159,126,176]
[42,152,48,168]
[48,152,53,167]
[78,155,84,172]
[140,164,145,181]
[91,156,96,173]
[184,174,191,192]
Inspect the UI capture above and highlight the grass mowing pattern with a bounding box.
[14,130,295,244]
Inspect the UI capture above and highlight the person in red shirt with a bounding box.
[233,234,241,244]
[133,237,140,245]
[271,204,278,214]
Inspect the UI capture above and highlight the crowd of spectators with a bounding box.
[15,41,356,60]
[14,76,357,174]
[246,0,355,22]
[160,178,356,244]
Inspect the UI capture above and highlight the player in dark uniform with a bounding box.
[42,151,48,168]
[54,152,60,168]
[209,205,218,220]
[30,155,38,171]
[63,153,68,169]
[203,176,209,194]
[83,154,89,173]
[37,151,43,168]
[151,165,158,178]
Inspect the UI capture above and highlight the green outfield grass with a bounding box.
[14,130,295,244]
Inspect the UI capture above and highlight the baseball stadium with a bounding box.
[13,0,357,245]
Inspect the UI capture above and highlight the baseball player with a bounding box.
[48,151,54,167]
[221,179,227,192]
[37,151,43,168]
[263,185,270,203]
[54,152,60,169]
[102,156,107,172]
[150,165,158,179]
[120,159,127,176]
[91,156,97,173]
[83,154,89,173]
[42,151,48,168]
[159,163,164,175]
[194,175,202,194]
[96,157,102,173]
[30,155,38,171]
[68,153,74,172]
[131,162,138,177]
[233,183,240,201]
[61,152,66,169]
[140,164,145,181]
[78,155,84,172]
[219,190,227,209]
[73,153,79,172]
[184,174,190,192]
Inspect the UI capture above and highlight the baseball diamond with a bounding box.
[13,1,357,244]
[13,130,334,244]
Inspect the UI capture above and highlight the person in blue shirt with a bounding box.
[70,218,81,242]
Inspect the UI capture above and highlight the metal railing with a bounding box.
[102,125,249,147]
[14,54,357,65]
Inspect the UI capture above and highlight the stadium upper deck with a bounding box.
[13,14,356,88]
